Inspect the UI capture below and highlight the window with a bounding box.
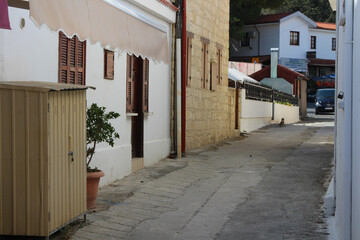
[200,37,210,89]
[332,38,336,51]
[126,54,149,113]
[216,46,223,85]
[311,36,316,49]
[58,31,86,85]
[186,36,193,87]
[104,50,114,80]
[240,32,250,47]
[290,31,300,45]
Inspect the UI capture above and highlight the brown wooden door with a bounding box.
[131,56,144,159]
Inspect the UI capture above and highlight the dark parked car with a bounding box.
[315,88,335,114]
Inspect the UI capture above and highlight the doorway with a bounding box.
[129,55,145,172]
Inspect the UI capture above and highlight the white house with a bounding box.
[230,11,336,77]
[331,0,360,239]
[0,0,177,186]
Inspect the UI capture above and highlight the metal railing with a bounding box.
[243,82,298,106]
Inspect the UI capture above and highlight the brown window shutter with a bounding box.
[126,54,135,113]
[104,50,115,80]
[186,38,192,87]
[210,62,217,91]
[59,32,69,84]
[58,31,86,85]
[201,44,204,87]
[77,37,86,85]
[217,49,222,84]
[204,44,209,89]
[142,59,149,113]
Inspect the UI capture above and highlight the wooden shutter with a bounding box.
[126,54,135,113]
[204,44,209,89]
[186,38,192,87]
[58,31,86,85]
[201,43,205,88]
[142,59,149,113]
[217,48,222,84]
[104,50,114,80]
[201,43,209,89]
[210,61,217,91]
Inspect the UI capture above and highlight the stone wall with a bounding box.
[185,0,239,151]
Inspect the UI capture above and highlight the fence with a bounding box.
[243,82,298,106]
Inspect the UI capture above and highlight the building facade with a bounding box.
[230,11,336,78]
[184,0,240,151]
[0,0,177,186]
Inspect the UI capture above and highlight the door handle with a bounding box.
[68,151,74,162]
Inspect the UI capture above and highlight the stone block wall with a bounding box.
[186,0,241,150]
[185,0,241,151]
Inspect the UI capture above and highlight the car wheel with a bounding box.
[315,110,319,115]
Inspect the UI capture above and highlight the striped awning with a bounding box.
[29,0,170,63]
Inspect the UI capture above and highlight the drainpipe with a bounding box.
[181,0,187,153]
[175,0,182,157]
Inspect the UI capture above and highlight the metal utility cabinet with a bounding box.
[0,82,91,237]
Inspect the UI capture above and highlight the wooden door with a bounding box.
[129,56,144,172]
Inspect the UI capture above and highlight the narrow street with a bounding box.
[70,110,334,240]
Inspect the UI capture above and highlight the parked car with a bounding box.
[315,88,335,114]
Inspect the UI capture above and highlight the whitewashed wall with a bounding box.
[239,89,299,132]
[308,29,336,60]
[0,4,173,187]
[234,24,280,57]
[279,16,311,59]
[273,103,299,124]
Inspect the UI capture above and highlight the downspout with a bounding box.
[254,24,260,57]
[175,0,182,157]
[181,0,187,153]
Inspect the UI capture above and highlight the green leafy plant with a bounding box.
[86,103,120,172]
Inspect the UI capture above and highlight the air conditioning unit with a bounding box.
[250,31,257,38]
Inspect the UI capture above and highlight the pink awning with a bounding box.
[0,0,11,30]
[29,0,169,63]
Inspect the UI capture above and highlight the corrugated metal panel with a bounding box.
[0,81,95,92]
[48,90,86,233]
[0,88,48,236]
[0,85,86,237]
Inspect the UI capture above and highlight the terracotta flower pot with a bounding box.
[87,170,105,209]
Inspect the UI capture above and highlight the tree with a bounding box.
[230,0,284,40]
[263,0,335,23]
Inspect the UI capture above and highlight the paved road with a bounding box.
[69,116,334,240]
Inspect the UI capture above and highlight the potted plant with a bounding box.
[86,103,120,209]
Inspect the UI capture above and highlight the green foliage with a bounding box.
[86,103,120,170]
[263,0,335,23]
[230,0,284,40]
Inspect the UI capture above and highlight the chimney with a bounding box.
[271,48,279,78]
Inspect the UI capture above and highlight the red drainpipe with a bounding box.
[181,0,187,153]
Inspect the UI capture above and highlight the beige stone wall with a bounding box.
[185,0,241,151]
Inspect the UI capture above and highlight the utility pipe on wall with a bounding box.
[175,0,182,157]
[181,0,187,153]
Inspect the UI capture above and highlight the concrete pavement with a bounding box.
[69,117,334,240]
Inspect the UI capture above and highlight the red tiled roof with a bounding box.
[316,22,336,30]
[250,64,309,82]
[156,0,179,12]
[250,12,294,24]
